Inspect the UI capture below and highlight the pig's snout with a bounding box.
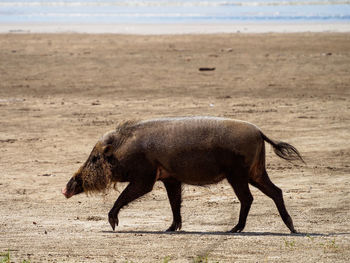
[62,175,84,198]
[62,187,73,199]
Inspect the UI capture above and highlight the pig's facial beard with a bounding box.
[63,160,114,198]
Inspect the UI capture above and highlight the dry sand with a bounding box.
[0,33,349,262]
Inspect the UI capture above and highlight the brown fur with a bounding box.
[74,121,140,194]
[80,163,113,194]
[248,139,266,181]
[74,143,114,194]
[63,116,304,233]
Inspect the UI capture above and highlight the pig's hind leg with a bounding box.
[249,170,296,233]
[226,167,253,233]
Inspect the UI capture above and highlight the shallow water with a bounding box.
[1,0,350,24]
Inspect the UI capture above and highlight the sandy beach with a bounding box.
[0,32,349,262]
[1,22,350,34]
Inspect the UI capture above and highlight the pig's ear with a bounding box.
[103,145,114,157]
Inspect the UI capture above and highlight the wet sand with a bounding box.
[1,22,350,34]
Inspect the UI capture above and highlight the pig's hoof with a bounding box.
[165,221,182,232]
[108,213,119,231]
[229,224,244,233]
[290,229,298,234]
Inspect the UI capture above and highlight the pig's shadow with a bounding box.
[101,230,340,237]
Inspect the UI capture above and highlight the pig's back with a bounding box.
[134,117,262,165]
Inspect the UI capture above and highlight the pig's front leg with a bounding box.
[108,178,155,231]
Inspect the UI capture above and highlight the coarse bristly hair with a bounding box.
[115,119,139,135]
[80,159,114,195]
[104,119,139,149]
[77,120,140,195]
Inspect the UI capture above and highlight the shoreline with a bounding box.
[1,22,350,34]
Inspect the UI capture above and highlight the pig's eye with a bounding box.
[91,156,99,163]
[107,155,117,165]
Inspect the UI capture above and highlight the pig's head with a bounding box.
[62,133,118,198]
